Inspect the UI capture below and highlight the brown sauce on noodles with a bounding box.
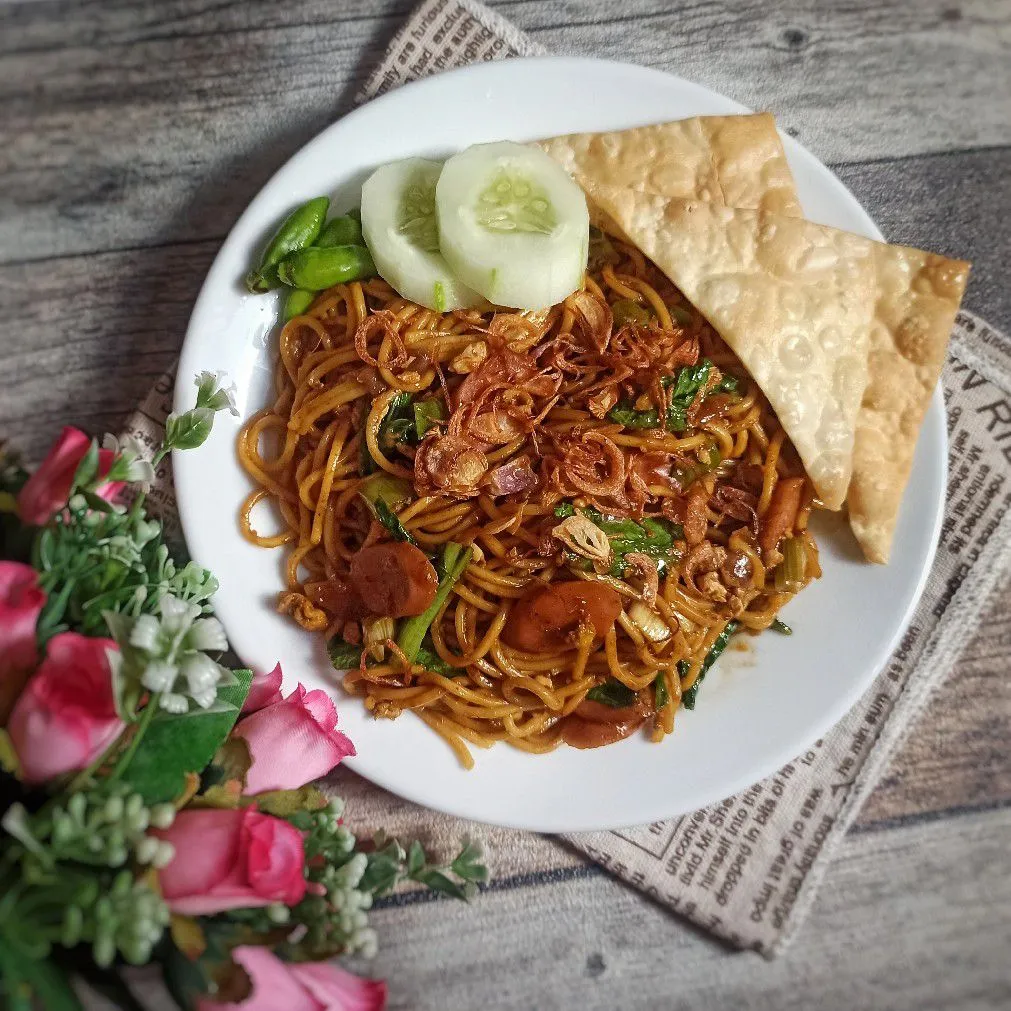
[237,234,820,768]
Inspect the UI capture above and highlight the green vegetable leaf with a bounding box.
[718,373,741,394]
[120,669,253,804]
[397,543,471,663]
[771,617,793,635]
[328,639,363,670]
[374,500,416,545]
[415,642,461,677]
[414,398,446,439]
[682,621,739,710]
[585,679,637,708]
[377,393,415,452]
[663,360,713,433]
[606,400,660,429]
[581,508,683,577]
[553,502,576,518]
[654,673,670,711]
[359,473,412,510]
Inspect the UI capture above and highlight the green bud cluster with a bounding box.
[7,784,176,870]
[83,869,171,967]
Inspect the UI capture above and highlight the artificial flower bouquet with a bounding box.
[0,374,486,1010]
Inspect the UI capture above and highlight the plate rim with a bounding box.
[173,55,946,832]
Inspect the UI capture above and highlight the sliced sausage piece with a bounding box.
[349,542,439,618]
[759,476,806,558]
[561,712,646,749]
[503,581,622,653]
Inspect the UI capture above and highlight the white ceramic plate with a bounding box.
[174,58,945,832]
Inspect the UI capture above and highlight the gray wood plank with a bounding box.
[1,0,1009,264]
[349,808,1011,1011]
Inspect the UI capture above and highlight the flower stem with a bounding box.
[106,693,161,782]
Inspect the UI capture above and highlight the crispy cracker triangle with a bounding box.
[586,183,877,511]
[536,113,802,216]
[849,245,969,562]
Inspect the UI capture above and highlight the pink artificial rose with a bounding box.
[196,946,386,1011]
[8,632,124,783]
[0,561,46,723]
[242,663,284,713]
[17,426,124,526]
[153,807,307,916]
[233,683,355,795]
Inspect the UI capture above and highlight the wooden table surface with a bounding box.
[2,1,1010,1008]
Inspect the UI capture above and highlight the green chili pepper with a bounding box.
[277,245,377,291]
[316,214,364,248]
[282,288,315,322]
[245,196,330,293]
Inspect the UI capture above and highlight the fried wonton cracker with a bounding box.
[536,113,802,216]
[849,246,969,562]
[585,183,875,511]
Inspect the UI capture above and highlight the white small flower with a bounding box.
[130,615,161,652]
[187,616,227,652]
[194,371,239,417]
[159,693,188,714]
[141,659,177,692]
[189,684,217,710]
[159,594,200,633]
[180,652,221,694]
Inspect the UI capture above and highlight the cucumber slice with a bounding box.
[435,141,589,309]
[360,158,483,312]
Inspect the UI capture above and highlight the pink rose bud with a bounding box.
[8,632,124,783]
[17,426,124,526]
[233,683,355,795]
[242,663,284,713]
[0,561,46,723]
[153,807,307,916]
[197,945,386,1011]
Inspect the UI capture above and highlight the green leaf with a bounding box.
[451,839,489,884]
[415,642,461,677]
[374,500,416,545]
[165,409,214,452]
[413,868,470,901]
[358,852,403,896]
[682,620,740,711]
[252,785,329,817]
[413,398,445,439]
[585,679,637,708]
[771,617,793,635]
[121,670,253,804]
[0,942,83,1011]
[606,400,660,429]
[162,942,211,1011]
[406,840,426,877]
[71,438,100,493]
[654,673,670,711]
[553,502,576,518]
[328,639,363,671]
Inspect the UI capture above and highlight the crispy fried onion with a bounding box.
[415,434,488,498]
[353,311,405,369]
[623,551,660,603]
[552,430,627,503]
[711,483,759,534]
[566,290,613,353]
[552,515,612,571]
[485,455,538,497]
[682,542,749,614]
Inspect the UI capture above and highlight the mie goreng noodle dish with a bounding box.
[237,138,823,767]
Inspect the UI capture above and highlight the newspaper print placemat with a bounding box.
[122,0,1011,955]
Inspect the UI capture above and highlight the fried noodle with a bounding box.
[238,236,819,768]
